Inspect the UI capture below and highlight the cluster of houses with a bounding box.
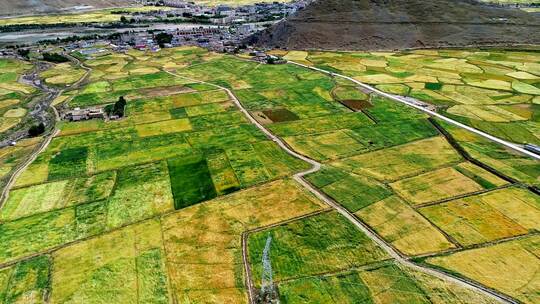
[112,22,260,53]
[152,0,313,24]
[63,107,112,121]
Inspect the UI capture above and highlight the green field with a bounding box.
[0,58,36,136]
[0,46,538,302]
[292,50,540,145]
[278,262,499,303]
[248,211,389,286]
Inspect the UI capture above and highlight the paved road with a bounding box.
[165,69,515,304]
[289,61,540,161]
[0,55,90,207]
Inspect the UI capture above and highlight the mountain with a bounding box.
[0,0,136,17]
[247,0,540,50]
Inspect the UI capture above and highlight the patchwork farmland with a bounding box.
[0,46,538,303]
[283,49,540,146]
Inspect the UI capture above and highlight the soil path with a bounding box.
[164,69,516,304]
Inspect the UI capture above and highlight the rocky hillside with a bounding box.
[0,0,136,17]
[247,0,540,50]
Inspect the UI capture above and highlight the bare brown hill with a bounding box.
[0,0,136,17]
[247,0,540,50]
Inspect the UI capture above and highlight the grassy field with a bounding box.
[332,136,462,182]
[1,171,115,221]
[0,46,538,302]
[39,62,86,87]
[247,211,389,286]
[419,187,539,246]
[0,136,42,192]
[278,262,498,303]
[439,119,540,187]
[389,164,506,206]
[161,179,325,302]
[305,165,392,212]
[426,235,540,304]
[0,255,50,303]
[356,196,456,255]
[0,58,36,135]
[292,50,540,145]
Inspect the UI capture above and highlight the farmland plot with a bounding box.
[0,58,36,135]
[419,187,540,246]
[161,179,325,302]
[390,166,494,206]
[0,46,538,303]
[50,219,169,303]
[426,235,540,304]
[356,196,455,255]
[332,137,462,182]
[305,166,391,212]
[1,171,115,221]
[302,49,540,144]
[278,262,498,304]
[247,211,389,285]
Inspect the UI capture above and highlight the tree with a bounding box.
[17,49,30,59]
[120,16,129,23]
[42,52,69,63]
[28,123,45,137]
[114,96,127,117]
[105,96,127,118]
[155,32,173,48]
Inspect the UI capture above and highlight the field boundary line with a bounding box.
[413,231,540,260]
[413,183,515,209]
[288,61,540,161]
[164,68,516,304]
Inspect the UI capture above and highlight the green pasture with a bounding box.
[248,211,388,287]
[306,166,392,212]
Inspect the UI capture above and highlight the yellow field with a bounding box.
[455,162,508,187]
[283,51,310,65]
[0,6,174,26]
[356,196,455,256]
[135,118,192,137]
[284,130,367,161]
[13,162,49,188]
[419,187,539,246]
[51,219,170,303]
[447,105,529,122]
[333,137,462,181]
[0,117,20,132]
[390,166,484,205]
[2,108,27,118]
[0,99,20,109]
[161,179,325,302]
[426,235,540,304]
[40,63,86,85]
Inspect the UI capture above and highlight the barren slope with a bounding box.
[248,0,540,50]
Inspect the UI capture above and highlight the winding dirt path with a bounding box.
[164,69,516,304]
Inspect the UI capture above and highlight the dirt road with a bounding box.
[164,69,515,304]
